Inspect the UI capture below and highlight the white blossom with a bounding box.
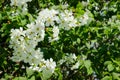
[79,12,89,26]
[10,0,32,6]
[29,58,56,80]
[71,61,80,70]
[59,10,78,30]
[9,8,82,79]
[58,53,77,65]
[49,26,59,42]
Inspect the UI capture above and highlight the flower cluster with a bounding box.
[9,8,80,79]
[58,53,77,65]
[9,26,44,65]
[58,53,89,71]
[10,0,32,7]
[49,26,60,42]
[79,10,93,26]
[59,10,78,30]
[29,58,56,80]
[10,0,32,15]
[9,8,79,64]
[9,5,94,79]
[36,8,79,42]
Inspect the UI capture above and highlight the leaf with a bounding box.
[0,13,2,20]
[86,43,91,49]
[112,72,120,80]
[4,74,13,80]
[26,68,34,77]
[101,76,112,80]
[26,13,34,22]
[55,68,63,80]
[13,77,27,80]
[107,64,114,72]
[104,61,112,66]
[28,76,35,80]
[77,38,80,44]
[41,69,53,80]
[84,60,93,75]
[84,60,91,68]
[112,59,120,66]
[87,67,93,75]
[58,71,63,80]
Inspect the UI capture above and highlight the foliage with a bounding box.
[0,0,120,80]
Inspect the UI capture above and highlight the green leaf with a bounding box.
[84,60,91,68]
[28,76,35,80]
[101,76,112,80]
[77,38,80,44]
[0,13,2,20]
[112,59,120,66]
[4,74,13,80]
[54,68,63,80]
[86,43,91,49]
[112,72,120,80]
[26,68,34,77]
[84,60,93,75]
[58,71,63,80]
[13,77,27,80]
[41,69,53,80]
[87,67,93,75]
[107,64,114,72]
[104,61,112,66]
[27,13,34,22]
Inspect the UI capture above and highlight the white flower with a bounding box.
[29,58,56,80]
[79,11,93,26]
[40,58,56,80]
[49,26,59,42]
[65,53,77,63]
[58,59,66,65]
[58,53,77,65]
[10,0,32,6]
[46,58,56,72]
[22,4,28,14]
[53,26,59,39]
[37,9,59,27]
[10,22,44,65]
[9,8,82,79]
[82,1,89,7]
[80,12,89,26]
[59,10,78,30]
[71,61,80,70]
